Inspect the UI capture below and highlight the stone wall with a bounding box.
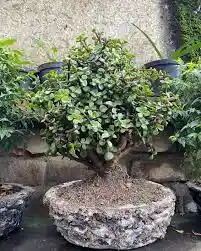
[0,156,94,186]
[0,129,185,186]
[0,0,173,65]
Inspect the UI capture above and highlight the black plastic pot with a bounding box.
[145,59,181,95]
[38,62,63,83]
[19,67,37,89]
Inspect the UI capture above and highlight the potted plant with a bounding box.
[132,24,201,94]
[36,39,63,83]
[0,38,35,236]
[168,62,201,213]
[31,31,180,249]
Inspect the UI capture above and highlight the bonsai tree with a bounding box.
[31,31,180,180]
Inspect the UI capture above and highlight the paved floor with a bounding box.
[1,190,201,251]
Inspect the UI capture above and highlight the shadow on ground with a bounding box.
[1,187,201,251]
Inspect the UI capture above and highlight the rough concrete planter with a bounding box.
[0,183,34,236]
[44,180,176,249]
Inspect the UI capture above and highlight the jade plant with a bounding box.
[31,31,180,178]
[0,38,36,151]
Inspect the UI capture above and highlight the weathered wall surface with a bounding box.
[0,0,173,64]
[0,130,185,186]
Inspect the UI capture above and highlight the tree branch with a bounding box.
[118,134,128,152]
[88,151,105,176]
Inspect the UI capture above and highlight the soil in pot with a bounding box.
[58,178,166,209]
[44,177,175,250]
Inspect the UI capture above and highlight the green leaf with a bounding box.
[0,38,17,47]
[178,138,186,148]
[104,152,114,161]
[96,145,103,154]
[100,105,107,113]
[81,79,88,86]
[81,75,88,80]
[105,101,113,107]
[138,113,143,118]
[132,23,163,59]
[198,133,201,142]
[0,127,13,140]
[170,41,201,59]
[50,142,57,154]
[107,140,113,148]
[102,131,110,139]
[81,126,86,132]
[169,135,177,143]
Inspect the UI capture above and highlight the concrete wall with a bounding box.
[0,0,173,64]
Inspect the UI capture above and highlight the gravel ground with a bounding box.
[0,0,174,64]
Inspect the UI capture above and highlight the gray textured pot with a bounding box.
[0,183,34,236]
[44,180,175,250]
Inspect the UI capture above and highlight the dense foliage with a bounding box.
[0,39,36,150]
[167,62,201,180]
[30,32,180,175]
[175,0,201,61]
[169,62,201,150]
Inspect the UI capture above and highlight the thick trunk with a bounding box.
[102,160,129,181]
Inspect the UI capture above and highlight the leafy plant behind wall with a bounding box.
[132,24,201,60]
[168,62,201,149]
[0,38,37,151]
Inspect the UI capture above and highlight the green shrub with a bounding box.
[0,39,36,150]
[31,31,180,176]
[169,62,201,150]
[175,0,201,61]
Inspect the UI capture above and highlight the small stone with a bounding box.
[125,182,132,188]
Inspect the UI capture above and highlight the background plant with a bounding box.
[30,31,180,177]
[174,0,201,61]
[169,62,201,149]
[0,38,37,150]
[167,62,201,181]
[132,23,201,61]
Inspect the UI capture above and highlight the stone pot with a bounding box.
[0,183,35,236]
[44,180,175,250]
